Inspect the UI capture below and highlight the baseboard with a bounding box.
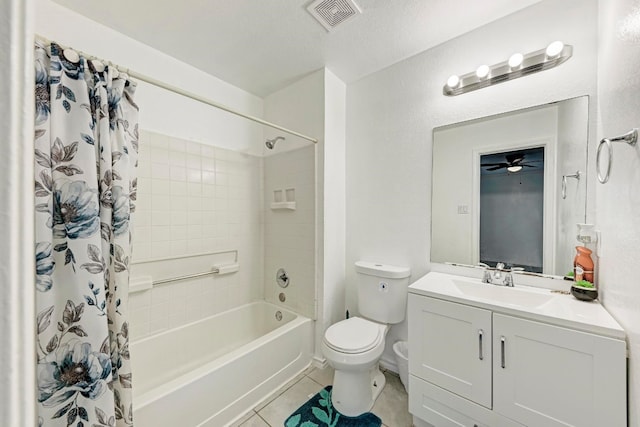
[312,355,328,369]
[379,355,398,374]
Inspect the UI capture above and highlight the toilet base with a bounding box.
[331,364,386,417]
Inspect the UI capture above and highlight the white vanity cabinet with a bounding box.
[408,297,492,409]
[492,313,625,427]
[408,273,627,427]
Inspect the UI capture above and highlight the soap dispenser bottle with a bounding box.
[574,246,594,283]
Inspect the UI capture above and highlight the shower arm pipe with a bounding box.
[34,34,318,144]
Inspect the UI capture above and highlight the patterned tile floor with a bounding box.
[230,365,412,427]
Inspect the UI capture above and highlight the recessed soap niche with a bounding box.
[271,187,296,210]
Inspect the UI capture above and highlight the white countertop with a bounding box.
[409,272,626,340]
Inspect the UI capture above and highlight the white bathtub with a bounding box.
[132,301,313,426]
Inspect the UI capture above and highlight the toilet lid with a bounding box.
[324,317,384,354]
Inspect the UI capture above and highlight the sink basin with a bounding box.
[452,279,554,308]
[409,272,626,340]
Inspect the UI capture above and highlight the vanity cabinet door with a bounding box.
[492,314,626,427]
[409,295,492,408]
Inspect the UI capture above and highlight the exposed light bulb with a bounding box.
[446,74,460,88]
[545,41,564,58]
[508,53,524,69]
[476,64,490,79]
[507,165,523,173]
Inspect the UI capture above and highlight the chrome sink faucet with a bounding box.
[479,263,523,287]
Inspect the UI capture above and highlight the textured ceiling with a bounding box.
[53,0,542,97]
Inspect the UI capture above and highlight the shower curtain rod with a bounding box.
[34,35,318,144]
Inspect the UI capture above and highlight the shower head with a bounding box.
[265,136,285,150]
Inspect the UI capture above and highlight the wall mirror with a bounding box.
[431,96,589,277]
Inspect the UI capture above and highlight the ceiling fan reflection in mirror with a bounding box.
[481,148,544,173]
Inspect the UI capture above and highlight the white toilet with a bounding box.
[321,261,411,416]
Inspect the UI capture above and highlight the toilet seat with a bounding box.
[323,317,385,354]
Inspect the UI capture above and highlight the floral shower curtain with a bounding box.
[34,41,138,427]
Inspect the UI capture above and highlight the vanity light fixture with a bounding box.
[443,41,573,96]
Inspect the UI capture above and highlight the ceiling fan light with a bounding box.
[507,165,523,173]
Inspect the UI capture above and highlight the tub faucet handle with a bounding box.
[276,268,290,288]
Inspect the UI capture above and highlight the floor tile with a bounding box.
[257,376,324,426]
[237,365,411,427]
[371,371,412,427]
[307,365,334,387]
[238,413,270,427]
[253,371,306,412]
[229,410,256,427]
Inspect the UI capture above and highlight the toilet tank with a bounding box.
[355,261,411,324]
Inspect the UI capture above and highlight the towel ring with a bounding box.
[597,128,638,184]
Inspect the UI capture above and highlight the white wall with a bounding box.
[321,70,347,356]
[263,70,323,324]
[263,69,348,362]
[35,0,264,154]
[347,0,598,367]
[262,70,324,155]
[597,1,640,425]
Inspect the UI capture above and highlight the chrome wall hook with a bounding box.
[561,171,581,199]
[597,128,638,184]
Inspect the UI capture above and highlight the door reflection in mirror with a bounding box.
[479,147,545,273]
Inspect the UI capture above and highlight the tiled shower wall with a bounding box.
[264,146,316,319]
[128,130,264,340]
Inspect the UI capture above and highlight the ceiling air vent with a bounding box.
[307,0,362,32]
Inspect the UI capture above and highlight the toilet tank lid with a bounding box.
[355,261,411,279]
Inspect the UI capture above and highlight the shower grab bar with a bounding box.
[152,268,220,286]
[597,128,638,184]
[133,249,239,286]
